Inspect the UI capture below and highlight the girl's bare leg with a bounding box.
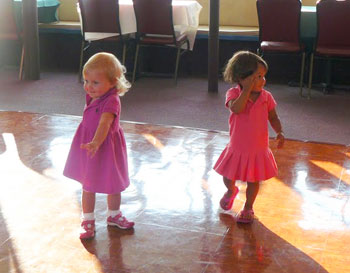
[223,177,236,194]
[107,193,121,211]
[220,177,239,210]
[82,190,96,213]
[244,182,260,210]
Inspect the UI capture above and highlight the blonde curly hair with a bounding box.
[83,52,131,96]
[223,51,268,84]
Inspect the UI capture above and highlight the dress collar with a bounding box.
[86,87,117,105]
[99,87,117,100]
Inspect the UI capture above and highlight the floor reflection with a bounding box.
[0,111,349,272]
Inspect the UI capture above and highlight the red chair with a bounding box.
[131,0,189,84]
[307,0,350,98]
[78,0,126,82]
[0,0,24,80]
[256,0,306,96]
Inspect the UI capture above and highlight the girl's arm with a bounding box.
[268,108,284,148]
[229,74,256,114]
[81,112,115,157]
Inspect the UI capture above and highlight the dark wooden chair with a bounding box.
[307,0,350,98]
[78,0,126,82]
[256,0,306,96]
[0,0,24,80]
[131,0,189,84]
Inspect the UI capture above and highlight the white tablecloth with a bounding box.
[79,0,202,50]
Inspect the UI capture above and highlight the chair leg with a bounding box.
[257,48,264,57]
[78,40,85,83]
[307,53,314,99]
[19,45,25,80]
[174,47,181,85]
[299,52,306,97]
[132,44,140,84]
[324,59,331,94]
[122,44,126,65]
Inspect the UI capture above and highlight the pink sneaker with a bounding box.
[80,220,95,239]
[107,212,134,229]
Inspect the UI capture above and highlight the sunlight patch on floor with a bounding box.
[0,133,98,273]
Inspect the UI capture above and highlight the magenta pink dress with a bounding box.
[63,88,130,194]
[214,85,278,182]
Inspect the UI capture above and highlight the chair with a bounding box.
[256,0,306,96]
[131,0,190,84]
[308,0,350,98]
[78,0,126,82]
[0,0,24,80]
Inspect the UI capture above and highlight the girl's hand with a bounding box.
[80,112,114,158]
[81,142,99,157]
[276,132,285,149]
[240,73,256,94]
[229,73,257,114]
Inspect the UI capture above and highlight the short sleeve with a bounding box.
[225,86,241,108]
[102,94,119,116]
[265,91,277,111]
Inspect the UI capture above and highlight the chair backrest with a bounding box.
[316,0,350,47]
[133,0,175,36]
[0,0,20,40]
[256,0,301,43]
[78,0,122,35]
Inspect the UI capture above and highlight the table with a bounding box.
[287,6,316,88]
[78,0,202,51]
[300,6,316,40]
[300,6,316,52]
[300,6,335,91]
[14,0,61,24]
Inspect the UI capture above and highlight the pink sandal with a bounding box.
[220,186,239,210]
[236,209,254,224]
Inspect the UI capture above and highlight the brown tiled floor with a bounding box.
[0,111,349,273]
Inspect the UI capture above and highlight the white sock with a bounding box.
[82,212,95,221]
[107,210,120,218]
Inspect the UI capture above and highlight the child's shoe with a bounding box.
[107,212,134,229]
[220,186,239,210]
[80,220,95,239]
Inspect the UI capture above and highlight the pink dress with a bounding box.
[63,88,130,194]
[214,85,278,182]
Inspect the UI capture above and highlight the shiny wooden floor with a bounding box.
[0,111,349,273]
